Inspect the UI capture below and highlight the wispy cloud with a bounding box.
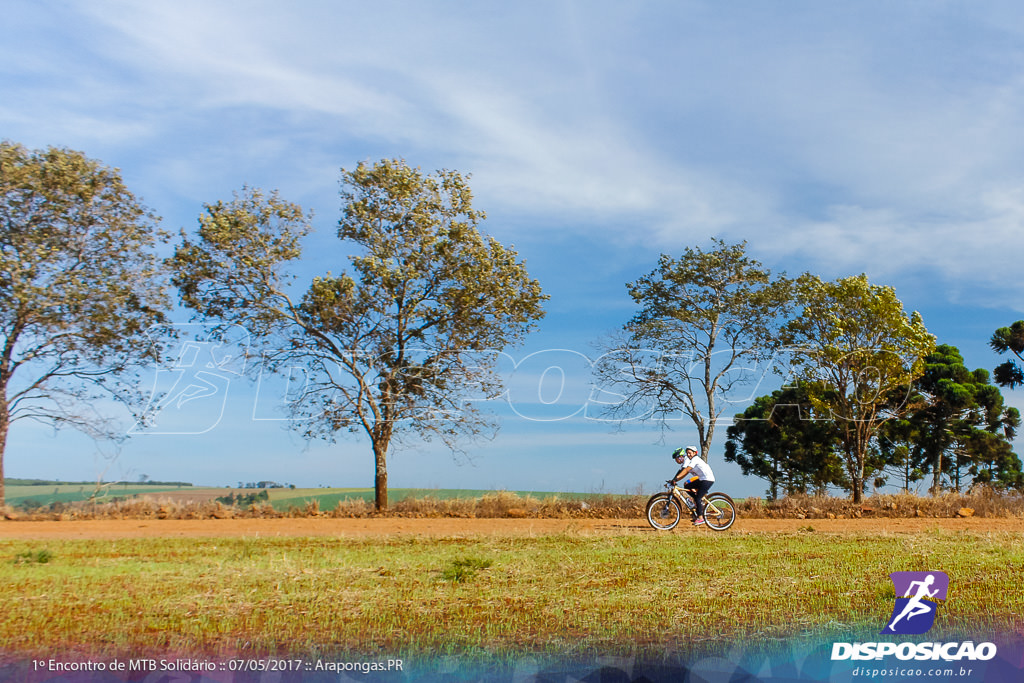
[6,2,1024,293]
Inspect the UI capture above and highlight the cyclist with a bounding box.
[669,446,716,526]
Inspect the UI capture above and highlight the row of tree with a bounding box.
[724,346,1022,500]
[2,141,1021,509]
[0,144,544,509]
[594,240,1022,502]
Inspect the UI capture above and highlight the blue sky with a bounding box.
[3,1,1023,497]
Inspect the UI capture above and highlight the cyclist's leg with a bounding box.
[682,482,700,512]
[692,480,713,518]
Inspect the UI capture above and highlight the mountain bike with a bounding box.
[645,481,737,531]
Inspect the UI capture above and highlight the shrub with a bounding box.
[13,549,53,565]
[439,556,493,583]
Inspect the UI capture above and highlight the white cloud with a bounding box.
[13,2,740,237]
[748,186,1024,311]
[6,2,1023,294]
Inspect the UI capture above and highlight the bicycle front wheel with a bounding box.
[702,492,737,531]
[645,493,682,531]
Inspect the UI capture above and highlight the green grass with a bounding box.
[11,548,53,565]
[439,555,494,583]
[1,529,1021,662]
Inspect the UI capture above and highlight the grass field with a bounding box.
[2,528,1021,662]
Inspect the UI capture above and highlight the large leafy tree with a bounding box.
[0,142,170,507]
[883,345,1021,492]
[170,159,546,510]
[781,274,935,503]
[990,321,1024,389]
[966,429,1023,490]
[874,414,928,492]
[724,382,846,499]
[593,239,793,459]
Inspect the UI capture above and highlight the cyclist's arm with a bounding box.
[671,466,692,484]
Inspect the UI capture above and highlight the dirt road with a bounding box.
[2,515,1022,539]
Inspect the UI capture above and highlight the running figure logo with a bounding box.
[883,571,949,635]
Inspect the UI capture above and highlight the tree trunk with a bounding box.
[0,403,7,509]
[771,457,779,501]
[851,445,865,504]
[373,439,388,511]
[950,451,958,492]
[841,421,865,504]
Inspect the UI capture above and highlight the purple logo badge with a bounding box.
[883,571,949,635]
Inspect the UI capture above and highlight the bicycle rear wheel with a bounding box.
[645,493,682,530]
[701,492,737,531]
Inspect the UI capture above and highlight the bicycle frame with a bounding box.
[646,481,737,531]
[666,483,721,518]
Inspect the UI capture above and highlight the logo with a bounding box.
[883,571,949,635]
[831,570,998,663]
[130,324,250,435]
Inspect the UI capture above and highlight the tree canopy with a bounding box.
[0,142,170,506]
[593,239,792,459]
[724,382,846,499]
[781,274,936,503]
[170,159,546,509]
[879,344,1021,493]
[990,321,1024,389]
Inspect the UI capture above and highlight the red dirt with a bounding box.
[1,515,1023,540]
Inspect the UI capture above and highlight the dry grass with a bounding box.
[3,487,1023,522]
[741,487,1024,520]
[0,490,648,521]
[2,530,1022,661]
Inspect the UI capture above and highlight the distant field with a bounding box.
[3,484,632,510]
[4,483,197,507]
[264,488,625,512]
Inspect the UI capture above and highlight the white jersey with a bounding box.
[682,455,715,482]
